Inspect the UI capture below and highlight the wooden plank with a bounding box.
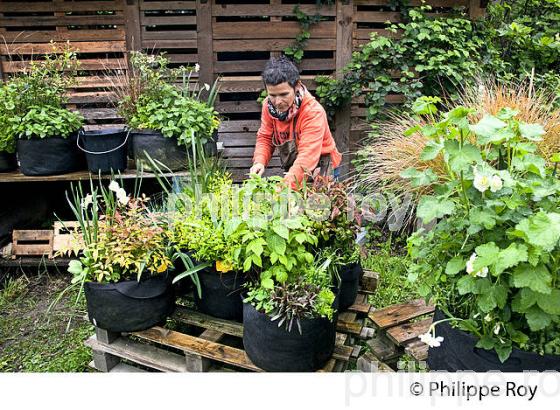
[0,169,190,183]
[85,335,188,372]
[366,333,400,362]
[141,30,197,41]
[185,329,225,372]
[404,339,429,362]
[386,318,433,346]
[142,15,197,26]
[0,41,127,55]
[173,306,243,338]
[212,22,335,40]
[139,1,197,11]
[360,270,379,293]
[369,299,435,330]
[0,29,126,43]
[133,326,263,372]
[214,58,334,74]
[3,58,127,72]
[213,38,335,52]
[357,351,395,372]
[0,15,125,27]
[141,39,197,49]
[12,229,53,257]
[354,11,401,23]
[125,0,142,52]
[195,0,211,91]
[0,1,121,13]
[212,4,336,17]
[219,120,261,133]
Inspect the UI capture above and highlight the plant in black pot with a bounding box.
[112,52,220,172]
[304,174,363,311]
[4,44,85,176]
[60,179,176,333]
[406,97,560,371]
[168,170,247,320]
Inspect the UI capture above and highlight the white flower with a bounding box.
[493,323,501,335]
[475,266,488,278]
[116,188,129,206]
[489,175,503,192]
[466,253,477,274]
[194,63,200,72]
[484,313,492,322]
[108,180,120,193]
[81,194,93,209]
[419,332,444,348]
[473,173,490,193]
[204,83,210,91]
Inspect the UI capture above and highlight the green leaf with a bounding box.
[261,277,274,289]
[420,140,444,160]
[477,292,497,312]
[476,335,495,350]
[416,195,455,224]
[472,242,500,272]
[495,344,513,363]
[470,115,507,144]
[267,233,286,256]
[518,122,545,141]
[272,224,289,240]
[512,288,538,313]
[513,212,560,251]
[493,243,528,275]
[536,289,560,315]
[469,208,497,230]
[444,140,482,172]
[525,306,552,331]
[457,275,476,295]
[445,256,465,276]
[512,263,552,294]
[67,260,83,276]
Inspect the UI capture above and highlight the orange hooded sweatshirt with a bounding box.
[252,91,342,185]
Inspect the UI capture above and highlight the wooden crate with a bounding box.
[86,290,376,373]
[12,229,53,258]
[358,299,435,371]
[52,221,81,254]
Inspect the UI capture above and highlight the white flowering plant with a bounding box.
[405,97,560,361]
[62,179,173,285]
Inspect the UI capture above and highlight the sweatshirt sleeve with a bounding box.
[252,101,274,166]
[284,108,326,186]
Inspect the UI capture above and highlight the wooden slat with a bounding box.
[0,41,126,55]
[85,335,188,372]
[139,1,196,11]
[141,15,197,26]
[213,38,335,52]
[404,339,429,362]
[213,22,335,40]
[141,39,197,49]
[141,30,197,41]
[0,15,125,27]
[369,299,435,330]
[0,29,126,43]
[133,326,262,372]
[212,4,336,17]
[3,58,126,72]
[386,317,433,346]
[174,306,243,338]
[0,1,121,13]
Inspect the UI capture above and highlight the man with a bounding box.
[249,57,342,187]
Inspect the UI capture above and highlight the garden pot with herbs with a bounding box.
[115,52,220,172]
[62,180,176,333]
[217,176,338,371]
[2,46,85,176]
[406,97,560,371]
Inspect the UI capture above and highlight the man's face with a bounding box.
[265,82,296,113]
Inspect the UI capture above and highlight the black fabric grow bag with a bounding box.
[0,152,17,172]
[17,134,84,176]
[131,130,188,172]
[204,130,218,157]
[337,262,363,311]
[194,267,246,321]
[84,274,175,333]
[243,300,337,372]
[78,128,128,174]
[428,309,560,372]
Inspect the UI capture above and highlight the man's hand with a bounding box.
[249,162,265,176]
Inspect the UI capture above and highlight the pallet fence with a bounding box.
[0,0,485,181]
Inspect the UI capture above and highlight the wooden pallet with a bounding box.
[12,229,53,258]
[358,299,435,371]
[86,293,375,373]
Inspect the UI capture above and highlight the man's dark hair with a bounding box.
[262,56,300,87]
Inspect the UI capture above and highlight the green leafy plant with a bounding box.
[0,43,83,142]
[283,4,329,64]
[406,98,560,361]
[115,52,220,146]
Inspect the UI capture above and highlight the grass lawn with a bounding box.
[0,269,93,372]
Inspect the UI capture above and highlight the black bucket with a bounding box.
[131,129,188,172]
[78,128,128,174]
[0,152,17,172]
[17,134,84,176]
[204,130,219,157]
[84,274,175,333]
[243,299,337,372]
[194,267,245,321]
[428,309,560,371]
[337,262,363,311]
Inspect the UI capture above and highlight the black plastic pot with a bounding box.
[204,130,218,157]
[194,267,246,321]
[0,152,17,172]
[428,309,560,372]
[243,299,337,372]
[84,274,175,333]
[131,130,188,172]
[17,134,84,176]
[337,262,363,311]
[78,128,128,174]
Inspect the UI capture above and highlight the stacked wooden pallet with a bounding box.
[86,295,376,373]
[357,299,435,372]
